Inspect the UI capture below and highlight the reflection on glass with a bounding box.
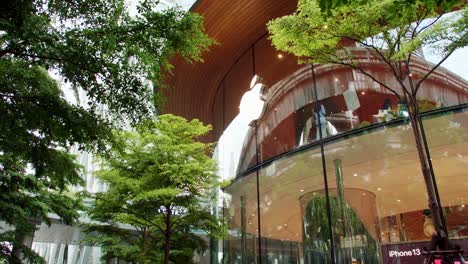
[300,191,331,263]
[225,105,468,264]
[259,148,328,264]
[301,189,379,264]
[237,51,468,173]
[423,110,468,241]
[224,173,258,264]
[219,23,468,263]
[324,120,436,262]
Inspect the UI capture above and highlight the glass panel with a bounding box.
[237,126,257,174]
[259,147,331,263]
[235,39,468,176]
[254,63,410,165]
[423,108,468,248]
[324,121,434,263]
[257,66,317,163]
[224,172,259,264]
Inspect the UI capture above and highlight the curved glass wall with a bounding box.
[223,107,468,263]
[423,109,468,241]
[249,61,468,171]
[224,173,259,264]
[324,119,433,263]
[258,147,329,263]
[215,36,468,173]
[215,23,468,264]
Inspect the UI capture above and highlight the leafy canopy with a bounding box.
[269,0,466,64]
[268,0,466,96]
[317,0,462,15]
[85,114,223,263]
[1,0,213,122]
[0,0,213,262]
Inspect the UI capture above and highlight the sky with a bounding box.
[424,46,467,79]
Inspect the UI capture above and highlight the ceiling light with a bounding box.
[300,189,304,192]
[397,199,401,202]
[377,187,382,191]
[353,173,358,177]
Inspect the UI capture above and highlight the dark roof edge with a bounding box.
[189,0,202,12]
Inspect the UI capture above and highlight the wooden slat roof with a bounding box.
[163,0,297,140]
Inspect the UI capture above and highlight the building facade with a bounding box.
[166,0,468,263]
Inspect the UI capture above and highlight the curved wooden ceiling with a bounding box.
[163,0,297,140]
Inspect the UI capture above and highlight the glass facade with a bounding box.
[218,33,468,263]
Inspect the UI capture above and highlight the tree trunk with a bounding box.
[163,208,172,264]
[12,229,35,263]
[407,95,445,238]
[163,233,170,264]
[12,232,25,262]
[141,228,148,264]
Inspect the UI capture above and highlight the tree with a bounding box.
[316,0,462,15]
[0,0,213,262]
[85,114,224,264]
[268,0,466,259]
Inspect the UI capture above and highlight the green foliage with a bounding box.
[303,194,380,263]
[85,114,224,264]
[317,0,462,15]
[269,0,466,67]
[1,0,213,121]
[0,59,104,262]
[268,0,466,112]
[1,0,213,262]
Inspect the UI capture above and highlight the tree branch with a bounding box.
[3,51,69,63]
[414,48,456,95]
[320,51,401,97]
[332,31,408,92]
[416,14,443,34]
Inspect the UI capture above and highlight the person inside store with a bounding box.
[299,104,338,145]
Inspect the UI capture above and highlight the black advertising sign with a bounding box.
[381,239,468,264]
